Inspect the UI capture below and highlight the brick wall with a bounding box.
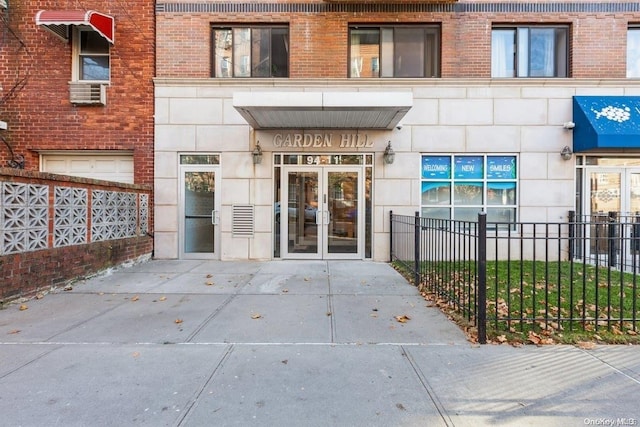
[0,168,153,304]
[156,3,640,79]
[0,1,155,186]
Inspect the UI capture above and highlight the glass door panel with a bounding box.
[181,169,218,259]
[629,172,640,213]
[327,171,359,255]
[590,171,621,213]
[285,170,320,257]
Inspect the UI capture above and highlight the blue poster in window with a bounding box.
[422,156,450,179]
[487,156,516,179]
[454,156,483,179]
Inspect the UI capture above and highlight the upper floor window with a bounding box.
[349,26,440,78]
[492,26,568,77]
[627,27,640,77]
[75,29,110,81]
[212,26,289,78]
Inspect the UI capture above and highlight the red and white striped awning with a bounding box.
[35,10,114,44]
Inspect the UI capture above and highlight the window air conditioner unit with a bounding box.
[69,82,107,105]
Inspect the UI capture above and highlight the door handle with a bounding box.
[211,210,220,225]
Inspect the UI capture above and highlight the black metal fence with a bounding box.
[390,211,640,344]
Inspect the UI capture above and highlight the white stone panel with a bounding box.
[547,153,575,180]
[169,98,223,125]
[375,179,413,206]
[494,99,547,125]
[466,126,520,152]
[383,153,419,179]
[575,87,624,96]
[521,126,568,152]
[223,98,248,125]
[252,178,273,206]
[196,125,250,152]
[373,232,389,262]
[221,153,255,180]
[154,151,178,179]
[412,126,465,152]
[155,125,196,151]
[221,232,249,260]
[253,204,273,233]
[519,180,573,207]
[155,86,197,98]
[521,87,575,99]
[413,87,466,99]
[221,179,250,205]
[518,206,549,223]
[155,98,169,124]
[154,178,178,205]
[249,232,273,260]
[547,99,573,125]
[400,99,438,125]
[154,205,178,232]
[154,232,178,259]
[440,99,493,125]
[519,153,548,180]
[467,86,520,99]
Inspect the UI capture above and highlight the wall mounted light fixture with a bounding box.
[383,141,395,164]
[252,141,263,164]
[560,145,573,161]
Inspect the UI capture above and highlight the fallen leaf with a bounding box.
[206,274,213,278]
[205,281,214,286]
[304,277,310,282]
[496,335,508,343]
[175,319,183,324]
[282,289,289,293]
[627,330,638,336]
[7,329,20,335]
[131,296,139,302]
[159,296,167,302]
[132,351,141,358]
[35,293,44,300]
[251,313,262,319]
[577,341,596,350]
[63,285,73,291]
[395,315,411,323]
[326,312,332,316]
[281,360,288,364]
[19,305,28,311]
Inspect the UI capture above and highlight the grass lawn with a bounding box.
[394,260,640,345]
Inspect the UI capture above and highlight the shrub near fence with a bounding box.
[390,211,640,344]
[0,168,152,304]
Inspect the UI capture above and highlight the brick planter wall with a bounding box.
[0,169,153,304]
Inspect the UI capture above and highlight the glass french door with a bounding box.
[587,168,640,260]
[179,165,220,259]
[282,166,362,259]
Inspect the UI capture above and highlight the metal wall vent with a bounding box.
[232,204,255,237]
[69,82,106,105]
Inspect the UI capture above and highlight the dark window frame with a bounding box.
[348,25,441,78]
[491,25,569,78]
[211,25,290,78]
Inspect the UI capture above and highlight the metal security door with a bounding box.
[180,165,220,259]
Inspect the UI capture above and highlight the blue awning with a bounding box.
[573,96,640,152]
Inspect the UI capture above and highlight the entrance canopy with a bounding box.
[36,10,114,44]
[573,96,640,152]
[233,92,412,130]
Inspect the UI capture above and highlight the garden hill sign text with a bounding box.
[272,133,374,148]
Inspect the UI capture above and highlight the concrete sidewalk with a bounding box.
[0,260,638,426]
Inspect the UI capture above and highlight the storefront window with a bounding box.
[421,155,518,224]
